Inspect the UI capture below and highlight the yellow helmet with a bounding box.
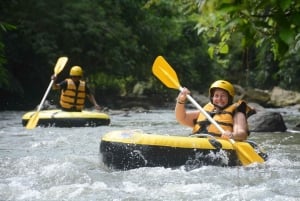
[70,66,83,76]
[209,80,235,98]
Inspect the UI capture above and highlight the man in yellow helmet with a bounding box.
[175,80,255,141]
[51,66,101,112]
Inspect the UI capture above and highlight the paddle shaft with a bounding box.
[159,64,226,134]
[36,56,68,111]
[181,87,239,144]
[33,58,65,113]
[181,88,224,132]
[155,57,233,141]
[26,57,68,129]
[36,79,54,112]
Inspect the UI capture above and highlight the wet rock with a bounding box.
[248,111,287,132]
[233,85,300,108]
[269,87,300,107]
[293,123,300,131]
[243,88,271,106]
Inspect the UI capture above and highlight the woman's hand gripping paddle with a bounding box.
[152,55,265,166]
[26,57,68,129]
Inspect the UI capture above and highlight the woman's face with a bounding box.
[212,88,229,108]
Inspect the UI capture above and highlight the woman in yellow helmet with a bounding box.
[51,66,101,112]
[175,80,255,141]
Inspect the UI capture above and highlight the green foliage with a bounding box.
[179,0,300,89]
[89,72,135,97]
[0,22,16,89]
[1,0,300,110]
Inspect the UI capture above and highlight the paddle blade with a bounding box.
[25,112,40,129]
[152,56,181,90]
[233,142,265,165]
[54,57,68,75]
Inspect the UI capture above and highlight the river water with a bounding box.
[0,109,299,201]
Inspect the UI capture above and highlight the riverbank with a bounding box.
[2,85,300,111]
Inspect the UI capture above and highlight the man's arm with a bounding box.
[87,94,101,110]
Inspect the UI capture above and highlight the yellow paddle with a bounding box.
[26,57,68,129]
[152,55,265,166]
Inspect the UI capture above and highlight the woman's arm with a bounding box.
[232,112,248,140]
[175,88,199,128]
[175,103,199,128]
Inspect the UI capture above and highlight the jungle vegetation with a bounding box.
[1,0,299,110]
